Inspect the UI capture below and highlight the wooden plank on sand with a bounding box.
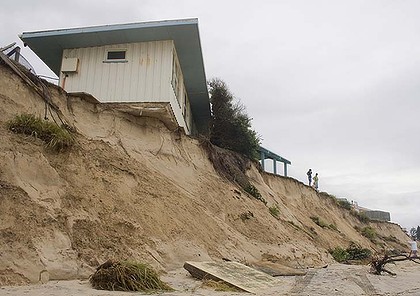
[183,261,281,293]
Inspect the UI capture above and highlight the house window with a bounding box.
[182,91,187,117]
[104,50,127,63]
[171,52,181,107]
[182,89,191,131]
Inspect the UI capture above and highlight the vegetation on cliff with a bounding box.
[7,113,74,151]
[208,78,260,160]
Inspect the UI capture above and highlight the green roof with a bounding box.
[258,146,291,164]
[20,18,210,133]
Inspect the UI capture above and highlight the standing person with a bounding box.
[307,169,312,186]
[409,238,418,258]
[313,173,319,191]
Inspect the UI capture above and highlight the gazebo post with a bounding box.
[260,150,265,170]
[273,159,277,175]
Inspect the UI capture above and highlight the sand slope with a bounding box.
[0,61,410,287]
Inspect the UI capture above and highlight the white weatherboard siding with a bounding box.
[59,40,191,133]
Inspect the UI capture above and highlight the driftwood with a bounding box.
[370,254,420,275]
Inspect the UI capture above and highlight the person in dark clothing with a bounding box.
[307,169,312,186]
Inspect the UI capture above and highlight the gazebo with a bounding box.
[258,146,291,176]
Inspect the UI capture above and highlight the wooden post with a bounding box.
[260,150,265,171]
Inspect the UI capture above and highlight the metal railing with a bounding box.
[1,42,36,74]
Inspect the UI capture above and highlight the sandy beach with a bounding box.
[1,263,419,296]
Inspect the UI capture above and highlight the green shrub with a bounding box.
[330,247,348,262]
[346,242,372,260]
[330,243,372,263]
[7,113,74,151]
[361,226,376,240]
[269,206,280,219]
[208,78,261,160]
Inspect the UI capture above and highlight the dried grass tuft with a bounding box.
[202,279,242,292]
[7,113,74,151]
[89,260,173,292]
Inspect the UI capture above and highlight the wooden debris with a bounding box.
[370,254,420,275]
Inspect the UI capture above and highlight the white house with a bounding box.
[20,19,211,135]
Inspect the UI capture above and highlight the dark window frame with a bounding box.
[104,49,128,63]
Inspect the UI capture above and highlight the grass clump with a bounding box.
[361,226,377,241]
[269,206,280,219]
[90,260,173,292]
[202,279,242,292]
[7,113,74,151]
[328,224,338,231]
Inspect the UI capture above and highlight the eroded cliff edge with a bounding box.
[0,61,408,285]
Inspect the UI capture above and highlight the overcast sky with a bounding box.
[2,0,419,231]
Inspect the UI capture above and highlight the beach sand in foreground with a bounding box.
[1,263,419,296]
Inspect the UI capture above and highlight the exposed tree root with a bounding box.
[370,254,420,275]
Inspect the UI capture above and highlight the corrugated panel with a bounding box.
[61,40,173,103]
